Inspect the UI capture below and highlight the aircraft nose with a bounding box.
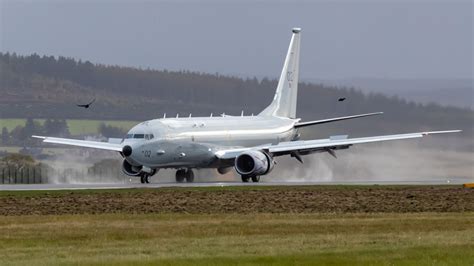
[122,145,132,157]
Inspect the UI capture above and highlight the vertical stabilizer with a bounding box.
[259,28,301,118]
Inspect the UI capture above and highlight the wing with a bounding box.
[32,135,123,152]
[88,98,96,105]
[294,112,383,128]
[215,130,461,160]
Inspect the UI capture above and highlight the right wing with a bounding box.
[32,135,122,152]
[215,130,461,160]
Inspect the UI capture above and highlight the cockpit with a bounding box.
[123,133,155,140]
[122,121,158,143]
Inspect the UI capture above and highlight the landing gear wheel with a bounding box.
[241,175,250,182]
[251,175,260,183]
[175,169,186,183]
[185,169,194,183]
[140,173,150,184]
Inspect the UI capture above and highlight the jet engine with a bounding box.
[234,150,274,176]
[121,160,142,176]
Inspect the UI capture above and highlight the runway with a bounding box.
[0,179,471,191]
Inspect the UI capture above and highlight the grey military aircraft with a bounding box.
[33,28,460,184]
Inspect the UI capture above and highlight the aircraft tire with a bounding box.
[185,169,194,183]
[175,169,186,183]
[241,175,250,182]
[251,175,260,183]
[140,173,150,184]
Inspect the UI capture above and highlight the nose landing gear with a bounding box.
[140,173,150,184]
[139,169,156,184]
[176,169,195,183]
[241,175,260,183]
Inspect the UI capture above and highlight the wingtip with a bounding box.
[32,135,46,139]
[422,130,462,136]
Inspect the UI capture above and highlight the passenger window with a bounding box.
[149,134,154,139]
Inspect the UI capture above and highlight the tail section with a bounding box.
[259,28,301,118]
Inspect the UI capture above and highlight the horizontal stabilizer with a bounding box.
[294,112,383,128]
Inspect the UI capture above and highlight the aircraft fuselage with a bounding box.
[123,115,298,169]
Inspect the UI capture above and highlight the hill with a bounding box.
[0,52,472,143]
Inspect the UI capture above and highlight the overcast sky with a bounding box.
[1,0,472,80]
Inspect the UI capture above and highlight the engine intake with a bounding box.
[121,160,142,176]
[234,150,274,176]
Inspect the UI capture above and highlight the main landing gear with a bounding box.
[175,169,195,183]
[241,175,260,183]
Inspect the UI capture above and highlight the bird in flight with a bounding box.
[77,98,96,109]
[338,97,346,102]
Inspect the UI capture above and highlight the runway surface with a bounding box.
[0,179,472,191]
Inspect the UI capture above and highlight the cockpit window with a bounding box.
[145,134,154,140]
[125,134,133,139]
[133,134,145,139]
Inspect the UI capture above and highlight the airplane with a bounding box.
[33,28,460,184]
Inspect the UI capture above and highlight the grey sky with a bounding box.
[1,0,472,79]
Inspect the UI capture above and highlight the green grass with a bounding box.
[0,119,138,135]
[0,212,472,265]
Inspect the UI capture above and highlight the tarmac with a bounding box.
[0,179,472,191]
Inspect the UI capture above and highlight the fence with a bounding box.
[0,166,47,184]
[0,166,128,184]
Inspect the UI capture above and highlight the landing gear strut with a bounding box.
[241,175,260,183]
[176,169,194,183]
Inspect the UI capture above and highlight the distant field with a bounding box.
[0,212,472,265]
[0,119,138,135]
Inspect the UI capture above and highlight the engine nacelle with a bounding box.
[234,150,274,176]
[121,160,142,176]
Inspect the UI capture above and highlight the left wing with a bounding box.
[215,130,461,160]
[294,112,383,128]
[32,135,123,152]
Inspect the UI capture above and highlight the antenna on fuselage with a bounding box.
[176,113,179,118]
[241,110,244,117]
[189,113,192,118]
[163,113,166,118]
[210,113,213,117]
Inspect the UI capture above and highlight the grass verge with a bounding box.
[0,212,472,265]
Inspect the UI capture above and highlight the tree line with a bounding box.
[0,52,472,139]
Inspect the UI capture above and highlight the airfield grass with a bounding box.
[0,119,138,135]
[0,212,473,265]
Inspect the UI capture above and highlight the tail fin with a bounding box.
[259,28,301,118]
